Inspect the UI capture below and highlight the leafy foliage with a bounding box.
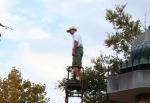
[83,55,108,103]
[0,68,50,103]
[105,4,141,57]
[83,54,123,103]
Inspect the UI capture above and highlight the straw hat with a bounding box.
[66,26,77,32]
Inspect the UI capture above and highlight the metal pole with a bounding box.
[81,67,84,103]
[65,87,68,103]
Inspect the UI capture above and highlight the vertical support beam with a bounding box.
[81,92,83,103]
[67,67,70,80]
[81,67,84,103]
[65,89,68,103]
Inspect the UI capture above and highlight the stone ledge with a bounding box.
[107,70,150,103]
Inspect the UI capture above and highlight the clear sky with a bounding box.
[0,0,150,103]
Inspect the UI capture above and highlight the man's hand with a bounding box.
[72,48,75,56]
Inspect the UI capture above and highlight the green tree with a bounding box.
[81,54,121,103]
[83,55,108,103]
[0,67,50,103]
[105,4,141,57]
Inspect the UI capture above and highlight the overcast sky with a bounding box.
[0,0,150,103]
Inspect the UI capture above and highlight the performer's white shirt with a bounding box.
[72,33,83,47]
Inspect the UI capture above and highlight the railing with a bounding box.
[120,58,150,74]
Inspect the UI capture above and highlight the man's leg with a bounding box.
[72,47,83,80]
[76,67,81,80]
[74,47,83,80]
[74,67,79,80]
[72,69,76,80]
[72,55,78,80]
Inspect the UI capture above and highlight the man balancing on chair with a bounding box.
[67,26,83,81]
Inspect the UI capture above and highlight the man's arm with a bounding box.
[72,40,78,56]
